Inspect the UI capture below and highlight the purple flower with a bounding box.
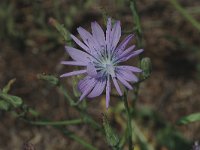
[60,18,143,108]
[193,141,200,150]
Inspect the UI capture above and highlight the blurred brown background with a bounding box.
[0,0,200,149]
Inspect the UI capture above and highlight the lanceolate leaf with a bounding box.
[177,112,200,125]
[0,91,23,108]
[2,78,16,93]
[37,74,59,86]
[103,114,120,149]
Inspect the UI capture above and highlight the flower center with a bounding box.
[98,59,114,78]
[96,53,116,77]
[106,64,115,76]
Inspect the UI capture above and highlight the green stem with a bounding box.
[129,0,143,48]
[28,119,82,126]
[129,0,143,105]
[58,84,77,106]
[58,84,102,131]
[57,127,98,150]
[119,130,127,149]
[22,118,97,150]
[68,133,98,150]
[169,0,200,32]
[123,91,133,150]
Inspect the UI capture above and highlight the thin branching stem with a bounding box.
[56,127,98,150]
[27,119,83,126]
[58,84,102,131]
[129,0,143,48]
[20,117,97,150]
[129,0,144,105]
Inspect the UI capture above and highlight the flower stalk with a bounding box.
[123,90,133,150]
[129,0,144,107]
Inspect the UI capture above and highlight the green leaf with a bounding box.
[0,91,23,108]
[2,78,16,93]
[177,112,200,125]
[103,114,120,149]
[0,100,10,110]
[37,74,59,86]
[28,108,40,117]
[48,18,70,43]
[156,126,190,150]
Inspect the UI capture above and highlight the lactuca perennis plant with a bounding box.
[60,18,143,108]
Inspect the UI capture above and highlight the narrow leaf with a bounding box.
[37,74,59,86]
[103,114,120,148]
[2,78,16,93]
[177,112,200,124]
[49,17,70,42]
[0,91,23,108]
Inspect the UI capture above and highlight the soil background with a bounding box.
[0,0,200,150]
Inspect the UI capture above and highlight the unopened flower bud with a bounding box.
[140,57,152,79]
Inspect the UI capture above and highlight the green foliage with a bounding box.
[0,79,41,118]
[156,126,191,150]
[0,79,23,111]
[103,114,120,150]
[132,106,191,150]
[2,78,16,93]
[37,74,59,86]
[0,100,10,111]
[27,108,40,117]
[169,0,200,32]
[129,0,143,47]
[0,91,23,108]
[177,112,200,125]
[0,2,17,39]
[49,18,70,43]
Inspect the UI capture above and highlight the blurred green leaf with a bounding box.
[103,114,120,149]
[0,2,17,38]
[156,126,191,150]
[169,0,200,32]
[177,112,200,125]
[28,108,40,117]
[0,91,23,108]
[49,18,70,43]
[2,78,16,93]
[37,74,59,86]
[0,100,10,111]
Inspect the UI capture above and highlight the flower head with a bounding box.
[193,141,200,150]
[60,18,143,108]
